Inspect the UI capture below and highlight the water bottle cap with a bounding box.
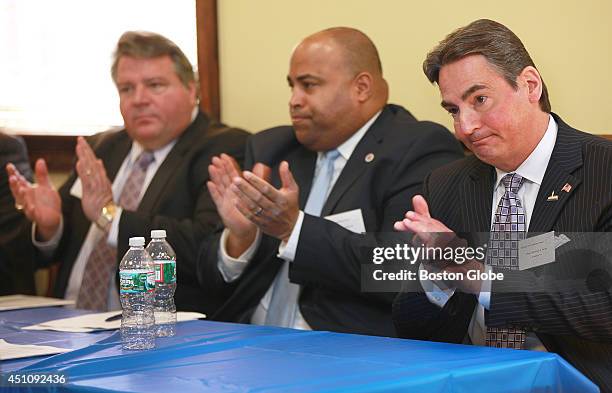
[129,237,145,246]
[150,229,166,238]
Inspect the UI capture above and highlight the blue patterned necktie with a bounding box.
[264,149,340,327]
[486,172,526,349]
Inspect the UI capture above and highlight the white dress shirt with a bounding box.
[424,114,558,349]
[33,108,197,310]
[218,111,382,329]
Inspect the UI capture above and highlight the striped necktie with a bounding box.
[76,151,155,311]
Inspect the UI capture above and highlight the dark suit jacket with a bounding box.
[40,111,248,314]
[393,114,612,391]
[0,133,36,295]
[198,104,464,337]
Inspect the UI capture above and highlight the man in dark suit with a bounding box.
[392,19,612,390]
[7,32,248,313]
[198,27,463,336]
[1,133,36,295]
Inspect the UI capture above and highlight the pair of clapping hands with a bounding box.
[206,154,302,258]
[6,137,113,241]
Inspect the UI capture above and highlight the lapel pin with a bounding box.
[547,191,559,201]
[364,153,375,163]
[561,183,572,193]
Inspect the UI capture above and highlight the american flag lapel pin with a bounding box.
[561,183,572,193]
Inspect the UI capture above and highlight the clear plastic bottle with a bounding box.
[119,236,156,350]
[145,230,177,337]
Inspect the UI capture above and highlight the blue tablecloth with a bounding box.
[0,307,113,373]
[1,307,598,392]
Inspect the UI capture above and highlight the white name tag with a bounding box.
[325,209,366,234]
[519,231,555,270]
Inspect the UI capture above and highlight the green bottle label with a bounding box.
[154,261,176,284]
[120,270,155,293]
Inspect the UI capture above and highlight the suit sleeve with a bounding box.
[195,134,258,295]
[290,124,464,303]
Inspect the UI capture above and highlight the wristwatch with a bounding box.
[96,201,117,230]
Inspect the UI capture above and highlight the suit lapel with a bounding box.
[463,161,495,233]
[98,132,131,182]
[320,109,388,216]
[137,112,209,215]
[529,119,583,232]
[288,147,317,210]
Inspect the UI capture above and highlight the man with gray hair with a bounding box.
[8,31,248,313]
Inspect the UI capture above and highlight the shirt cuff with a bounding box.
[32,217,64,258]
[106,207,123,247]
[217,227,261,282]
[478,265,493,309]
[419,262,456,308]
[277,210,304,262]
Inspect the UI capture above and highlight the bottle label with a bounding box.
[120,270,155,293]
[154,261,176,284]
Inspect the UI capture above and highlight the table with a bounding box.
[1,307,598,392]
[0,307,114,373]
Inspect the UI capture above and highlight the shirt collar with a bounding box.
[494,114,558,188]
[332,110,382,161]
[126,138,177,167]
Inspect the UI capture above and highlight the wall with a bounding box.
[218,0,612,134]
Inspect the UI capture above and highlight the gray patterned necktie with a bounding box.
[486,172,526,349]
[264,149,340,327]
[77,151,155,311]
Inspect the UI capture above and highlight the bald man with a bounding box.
[198,27,463,336]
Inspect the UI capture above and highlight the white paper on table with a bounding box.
[0,339,71,361]
[0,295,75,311]
[22,311,206,333]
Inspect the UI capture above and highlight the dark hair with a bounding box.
[111,31,195,89]
[423,19,551,112]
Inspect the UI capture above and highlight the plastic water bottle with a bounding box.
[145,230,177,337]
[119,236,156,350]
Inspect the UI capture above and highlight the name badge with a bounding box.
[519,231,555,270]
[325,209,366,234]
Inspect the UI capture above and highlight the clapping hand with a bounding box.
[394,195,484,294]
[6,159,61,241]
[207,154,271,257]
[231,161,300,242]
[75,137,113,224]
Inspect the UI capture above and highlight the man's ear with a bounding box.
[354,72,374,102]
[187,81,198,106]
[519,66,543,105]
